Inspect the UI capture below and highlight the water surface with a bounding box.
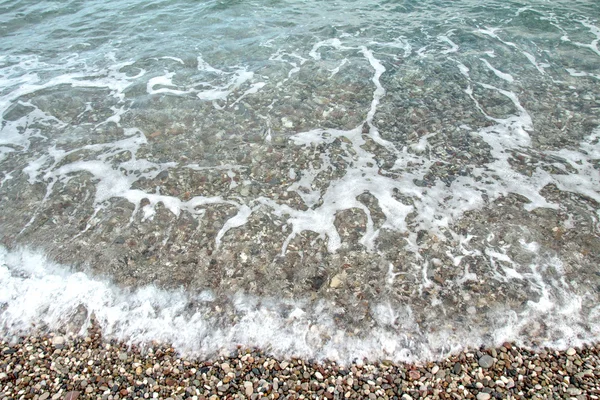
[1,0,600,363]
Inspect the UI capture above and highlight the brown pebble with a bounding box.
[408,370,420,380]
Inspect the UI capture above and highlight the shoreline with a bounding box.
[1,324,599,400]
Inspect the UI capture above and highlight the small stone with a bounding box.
[0,372,7,380]
[135,366,143,375]
[244,381,253,397]
[221,363,231,373]
[39,393,50,400]
[431,365,439,375]
[567,387,581,395]
[315,371,324,380]
[453,362,462,374]
[52,336,65,347]
[330,274,343,288]
[478,355,495,369]
[118,352,127,361]
[408,370,420,380]
[217,384,229,392]
[476,393,491,400]
[63,391,80,400]
[566,348,577,356]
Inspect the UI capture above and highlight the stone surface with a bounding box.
[1,322,600,400]
[51,336,64,347]
[478,354,495,369]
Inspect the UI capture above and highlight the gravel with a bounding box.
[2,322,600,400]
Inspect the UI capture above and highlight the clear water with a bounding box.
[1,0,599,363]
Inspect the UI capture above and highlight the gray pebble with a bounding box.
[452,362,461,374]
[478,355,494,369]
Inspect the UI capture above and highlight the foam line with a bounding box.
[2,245,599,364]
[480,58,514,82]
[573,21,600,57]
[438,33,459,54]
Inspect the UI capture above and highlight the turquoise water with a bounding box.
[0,0,599,362]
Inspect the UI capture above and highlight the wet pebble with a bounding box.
[478,354,495,369]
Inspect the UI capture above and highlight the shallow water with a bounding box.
[1,0,599,363]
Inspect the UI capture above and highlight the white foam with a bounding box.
[454,60,470,78]
[1,244,598,363]
[142,55,261,104]
[309,38,344,60]
[566,68,600,80]
[147,72,193,96]
[215,205,253,249]
[161,56,185,65]
[230,81,266,107]
[328,58,348,78]
[572,21,600,57]
[438,32,459,54]
[477,27,518,49]
[4,37,600,264]
[521,51,546,75]
[480,58,514,82]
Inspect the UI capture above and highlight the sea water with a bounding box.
[0,0,599,363]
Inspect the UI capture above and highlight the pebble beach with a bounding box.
[1,321,599,400]
[2,1,600,400]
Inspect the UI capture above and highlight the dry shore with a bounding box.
[1,323,599,400]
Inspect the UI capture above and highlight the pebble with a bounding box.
[478,354,494,369]
[567,347,577,356]
[51,336,65,347]
[476,393,491,400]
[244,381,253,396]
[330,274,343,288]
[453,362,462,374]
